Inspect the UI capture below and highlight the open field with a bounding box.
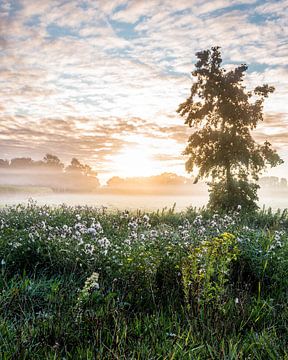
[0,202,287,359]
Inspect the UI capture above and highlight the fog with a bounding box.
[0,168,99,192]
[0,189,287,212]
[0,169,287,211]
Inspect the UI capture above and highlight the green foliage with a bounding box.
[182,232,239,310]
[208,179,260,211]
[177,46,283,211]
[0,203,288,359]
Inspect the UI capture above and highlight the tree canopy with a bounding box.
[177,46,283,211]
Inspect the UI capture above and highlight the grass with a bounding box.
[0,201,287,359]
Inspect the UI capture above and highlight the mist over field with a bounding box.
[1,164,287,211]
[0,184,288,211]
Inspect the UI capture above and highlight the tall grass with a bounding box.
[0,201,287,359]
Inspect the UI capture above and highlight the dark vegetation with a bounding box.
[178,47,283,211]
[0,203,287,359]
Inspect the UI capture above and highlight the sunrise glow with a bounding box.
[0,0,287,182]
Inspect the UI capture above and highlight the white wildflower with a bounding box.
[98,237,110,249]
[84,243,94,255]
[143,214,150,222]
[87,227,97,236]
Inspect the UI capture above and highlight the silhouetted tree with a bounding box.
[10,157,34,168]
[66,158,97,177]
[43,154,64,170]
[177,46,283,211]
[82,164,97,177]
[66,158,82,173]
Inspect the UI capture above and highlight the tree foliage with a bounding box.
[43,153,64,170]
[177,46,283,211]
[66,157,97,177]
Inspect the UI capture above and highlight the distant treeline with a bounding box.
[259,176,287,189]
[0,154,287,193]
[0,154,96,175]
[0,154,100,192]
[104,173,205,195]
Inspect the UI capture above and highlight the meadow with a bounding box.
[0,201,287,359]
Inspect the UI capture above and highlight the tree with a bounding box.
[10,157,34,168]
[66,158,98,177]
[177,46,283,211]
[43,154,64,170]
[66,158,83,174]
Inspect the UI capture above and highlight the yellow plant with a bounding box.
[182,232,239,310]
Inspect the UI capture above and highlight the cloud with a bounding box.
[112,0,156,23]
[1,0,287,180]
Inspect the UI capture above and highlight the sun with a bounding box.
[112,146,156,178]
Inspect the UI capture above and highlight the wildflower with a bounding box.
[235,298,239,304]
[77,272,100,306]
[193,215,202,226]
[121,210,129,219]
[76,214,81,221]
[274,232,281,241]
[128,221,138,230]
[124,238,131,245]
[198,226,206,235]
[181,230,189,239]
[94,222,102,231]
[98,237,110,255]
[150,229,158,238]
[130,231,137,240]
[87,227,97,236]
[74,223,83,230]
[237,205,242,211]
[85,272,100,291]
[1,259,5,266]
[84,243,95,255]
[98,237,110,249]
[209,220,218,228]
[143,214,150,222]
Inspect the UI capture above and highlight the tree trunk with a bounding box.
[226,163,232,196]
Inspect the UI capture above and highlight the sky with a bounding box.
[0,0,287,184]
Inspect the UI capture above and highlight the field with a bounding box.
[0,201,287,359]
